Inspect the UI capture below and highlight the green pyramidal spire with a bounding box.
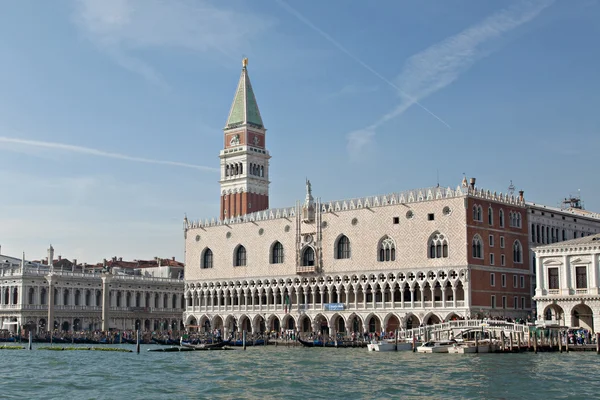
[225,58,264,129]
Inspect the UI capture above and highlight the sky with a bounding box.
[1,0,599,263]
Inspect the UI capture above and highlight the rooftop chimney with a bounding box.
[58,255,62,261]
[118,257,123,262]
[469,177,476,190]
[519,190,524,202]
[48,245,54,268]
[172,257,175,261]
[73,259,77,266]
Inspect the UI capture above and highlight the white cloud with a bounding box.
[346,0,554,156]
[73,0,275,85]
[0,136,218,172]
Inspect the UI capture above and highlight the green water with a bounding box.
[1,344,596,399]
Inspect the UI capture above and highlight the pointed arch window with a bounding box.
[428,232,448,258]
[235,245,247,267]
[488,207,493,225]
[499,209,505,227]
[201,248,213,269]
[271,241,284,264]
[473,205,483,222]
[513,240,523,263]
[302,247,315,266]
[472,235,483,259]
[336,235,351,259]
[378,237,396,262]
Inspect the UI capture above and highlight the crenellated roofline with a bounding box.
[186,185,525,231]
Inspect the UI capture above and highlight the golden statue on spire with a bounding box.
[242,58,248,68]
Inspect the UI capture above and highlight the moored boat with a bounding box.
[367,340,413,352]
[180,340,229,350]
[417,340,457,353]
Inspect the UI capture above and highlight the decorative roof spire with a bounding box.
[461,174,468,188]
[225,58,264,129]
[305,179,314,206]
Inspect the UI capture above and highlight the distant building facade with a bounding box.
[533,233,600,333]
[183,61,532,337]
[526,201,600,314]
[0,246,185,333]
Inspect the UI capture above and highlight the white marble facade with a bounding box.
[0,258,184,333]
[533,233,600,332]
[184,184,529,335]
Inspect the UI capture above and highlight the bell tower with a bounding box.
[219,58,271,220]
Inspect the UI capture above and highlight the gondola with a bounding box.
[298,338,364,348]
[148,346,195,352]
[226,339,265,347]
[180,340,229,350]
[152,338,180,346]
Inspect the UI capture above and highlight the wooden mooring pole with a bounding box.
[596,333,599,355]
[394,329,398,352]
[533,331,538,354]
[559,332,563,353]
[136,329,140,354]
[243,330,247,351]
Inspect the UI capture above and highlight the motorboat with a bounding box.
[417,340,457,353]
[448,340,494,354]
[367,340,413,352]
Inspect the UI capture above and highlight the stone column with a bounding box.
[452,287,457,308]
[372,287,377,309]
[464,281,471,309]
[536,255,544,296]
[47,277,55,333]
[410,288,415,308]
[561,255,570,296]
[420,286,425,309]
[101,275,112,331]
[441,287,446,308]
[593,254,600,295]
[19,284,26,307]
[400,287,405,309]
[588,254,598,296]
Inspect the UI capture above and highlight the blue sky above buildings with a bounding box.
[0,0,599,262]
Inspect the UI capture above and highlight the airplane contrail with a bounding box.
[274,0,451,129]
[0,136,218,172]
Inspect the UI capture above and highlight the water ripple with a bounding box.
[0,344,598,399]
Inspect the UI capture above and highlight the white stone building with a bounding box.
[183,60,532,337]
[533,233,600,333]
[0,247,185,333]
[526,201,600,314]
